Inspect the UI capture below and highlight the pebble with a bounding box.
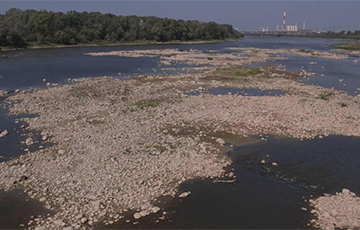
[151,206,161,213]
[215,138,225,145]
[39,197,46,202]
[80,217,88,224]
[133,212,141,219]
[58,149,66,154]
[271,162,278,166]
[179,191,190,198]
[63,227,73,230]
[25,137,34,145]
[140,210,150,217]
[260,159,265,164]
[35,227,46,230]
[0,129,9,138]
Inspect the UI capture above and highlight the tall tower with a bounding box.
[303,21,306,30]
[283,7,286,30]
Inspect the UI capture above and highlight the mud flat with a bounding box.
[1,48,360,229]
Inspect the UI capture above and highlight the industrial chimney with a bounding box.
[283,7,286,30]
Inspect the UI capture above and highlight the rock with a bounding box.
[80,217,88,224]
[54,219,65,227]
[15,89,21,93]
[330,209,338,217]
[58,149,66,155]
[141,203,151,210]
[260,159,266,164]
[133,212,141,219]
[63,227,73,230]
[99,211,106,218]
[46,82,51,87]
[179,191,190,198]
[75,214,83,219]
[35,226,46,230]
[140,210,150,217]
[272,162,278,166]
[42,135,48,141]
[151,206,161,213]
[25,137,34,145]
[90,200,101,211]
[342,188,350,195]
[215,138,225,145]
[0,130,9,138]
[39,197,46,202]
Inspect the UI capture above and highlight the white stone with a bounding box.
[215,138,225,145]
[25,137,34,145]
[133,212,141,219]
[342,188,350,195]
[179,192,190,198]
[80,217,88,224]
[151,206,161,213]
[58,149,66,154]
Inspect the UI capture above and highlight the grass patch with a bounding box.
[298,49,315,55]
[336,43,360,51]
[128,99,162,112]
[123,148,131,155]
[340,102,348,107]
[153,145,167,153]
[213,66,262,77]
[319,92,334,100]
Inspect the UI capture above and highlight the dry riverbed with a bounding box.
[1,48,360,229]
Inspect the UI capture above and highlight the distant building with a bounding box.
[286,24,298,31]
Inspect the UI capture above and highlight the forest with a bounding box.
[0,8,243,48]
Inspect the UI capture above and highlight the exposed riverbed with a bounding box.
[1,37,360,230]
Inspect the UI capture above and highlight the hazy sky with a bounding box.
[1,1,360,31]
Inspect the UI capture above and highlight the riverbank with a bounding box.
[0,39,239,52]
[334,42,360,55]
[1,47,360,229]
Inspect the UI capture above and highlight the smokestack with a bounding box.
[283,7,286,30]
[303,21,306,30]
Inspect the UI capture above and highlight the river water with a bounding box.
[1,37,360,229]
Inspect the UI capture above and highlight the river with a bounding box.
[1,37,360,229]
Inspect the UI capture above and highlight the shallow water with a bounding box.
[1,37,359,94]
[0,189,52,229]
[1,37,360,228]
[105,135,360,229]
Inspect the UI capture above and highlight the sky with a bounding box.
[1,1,360,32]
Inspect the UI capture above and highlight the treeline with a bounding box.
[310,30,360,40]
[0,8,243,48]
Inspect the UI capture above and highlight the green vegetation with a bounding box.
[214,66,262,77]
[336,43,360,51]
[153,145,167,153]
[319,92,334,100]
[128,99,162,111]
[340,102,348,107]
[0,8,243,48]
[122,148,131,155]
[298,49,315,55]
